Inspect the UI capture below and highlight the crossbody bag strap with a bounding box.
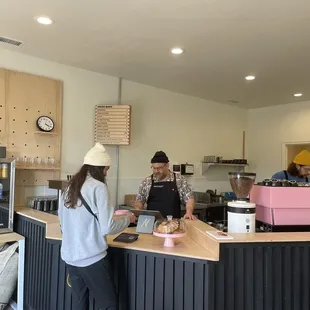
[283,170,289,180]
[80,195,98,221]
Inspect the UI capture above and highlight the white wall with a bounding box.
[247,100,310,182]
[0,48,247,205]
[118,80,247,203]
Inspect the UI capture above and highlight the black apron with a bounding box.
[283,170,309,182]
[146,173,181,218]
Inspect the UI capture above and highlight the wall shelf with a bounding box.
[34,131,58,136]
[16,167,60,171]
[201,162,248,174]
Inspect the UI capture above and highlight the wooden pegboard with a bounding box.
[15,169,60,186]
[0,70,6,145]
[0,68,63,204]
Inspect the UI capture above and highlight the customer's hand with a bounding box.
[129,213,137,223]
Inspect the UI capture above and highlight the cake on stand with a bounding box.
[153,217,186,247]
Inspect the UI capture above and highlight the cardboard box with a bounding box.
[124,194,137,207]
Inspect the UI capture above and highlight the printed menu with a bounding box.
[95,105,131,145]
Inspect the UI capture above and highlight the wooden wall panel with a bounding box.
[0,68,63,204]
[5,70,62,161]
[0,69,8,147]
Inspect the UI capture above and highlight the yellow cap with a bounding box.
[293,150,310,166]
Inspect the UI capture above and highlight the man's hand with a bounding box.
[184,198,196,220]
[133,200,144,210]
[183,212,197,221]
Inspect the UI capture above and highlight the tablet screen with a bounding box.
[131,209,165,220]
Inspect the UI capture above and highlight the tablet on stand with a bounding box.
[131,210,165,234]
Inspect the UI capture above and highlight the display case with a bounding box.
[153,218,187,247]
[0,158,16,234]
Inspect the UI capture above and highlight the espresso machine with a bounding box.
[227,172,256,233]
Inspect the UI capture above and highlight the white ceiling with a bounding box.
[1,0,310,109]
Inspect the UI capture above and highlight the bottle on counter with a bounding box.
[0,182,3,199]
[2,163,8,178]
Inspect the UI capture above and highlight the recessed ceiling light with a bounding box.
[245,75,255,81]
[170,47,184,55]
[35,16,54,25]
[294,93,303,97]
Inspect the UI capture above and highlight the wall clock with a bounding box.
[36,116,55,132]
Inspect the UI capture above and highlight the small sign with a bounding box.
[136,215,156,234]
[206,230,234,240]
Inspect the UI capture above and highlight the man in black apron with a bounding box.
[135,151,196,220]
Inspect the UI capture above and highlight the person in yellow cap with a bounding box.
[272,150,310,182]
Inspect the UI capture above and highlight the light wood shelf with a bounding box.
[16,166,60,171]
[34,131,58,136]
[202,162,248,167]
[0,232,24,243]
[201,162,248,174]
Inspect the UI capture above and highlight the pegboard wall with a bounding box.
[0,68,63,205]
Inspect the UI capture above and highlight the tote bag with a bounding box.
[0,242,19,310]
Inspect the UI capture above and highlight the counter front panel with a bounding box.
[11,207,310,310]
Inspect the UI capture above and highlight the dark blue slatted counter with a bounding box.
[4,207,310,310]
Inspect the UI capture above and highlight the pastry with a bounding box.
[157,219,179,234]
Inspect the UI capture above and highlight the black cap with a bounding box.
[151,151,169,164]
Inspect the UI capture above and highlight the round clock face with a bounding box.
[36,116,54,132]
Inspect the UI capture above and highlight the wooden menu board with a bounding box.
[95,105,131,145]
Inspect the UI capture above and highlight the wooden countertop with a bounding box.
[0,232,24,244]
[14,207,310,262]
[14,207,219,261]
[15,206,60,225]
[107,227,217,260]
[218,231,310,243]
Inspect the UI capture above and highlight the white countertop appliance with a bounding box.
[227,172,256,233]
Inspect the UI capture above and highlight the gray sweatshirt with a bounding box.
[58,176,130,267]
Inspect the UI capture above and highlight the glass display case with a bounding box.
[153,218,187,247]
[153,218,186,234]
[0,158,16,234]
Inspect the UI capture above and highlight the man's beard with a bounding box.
[155,172,167,180]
